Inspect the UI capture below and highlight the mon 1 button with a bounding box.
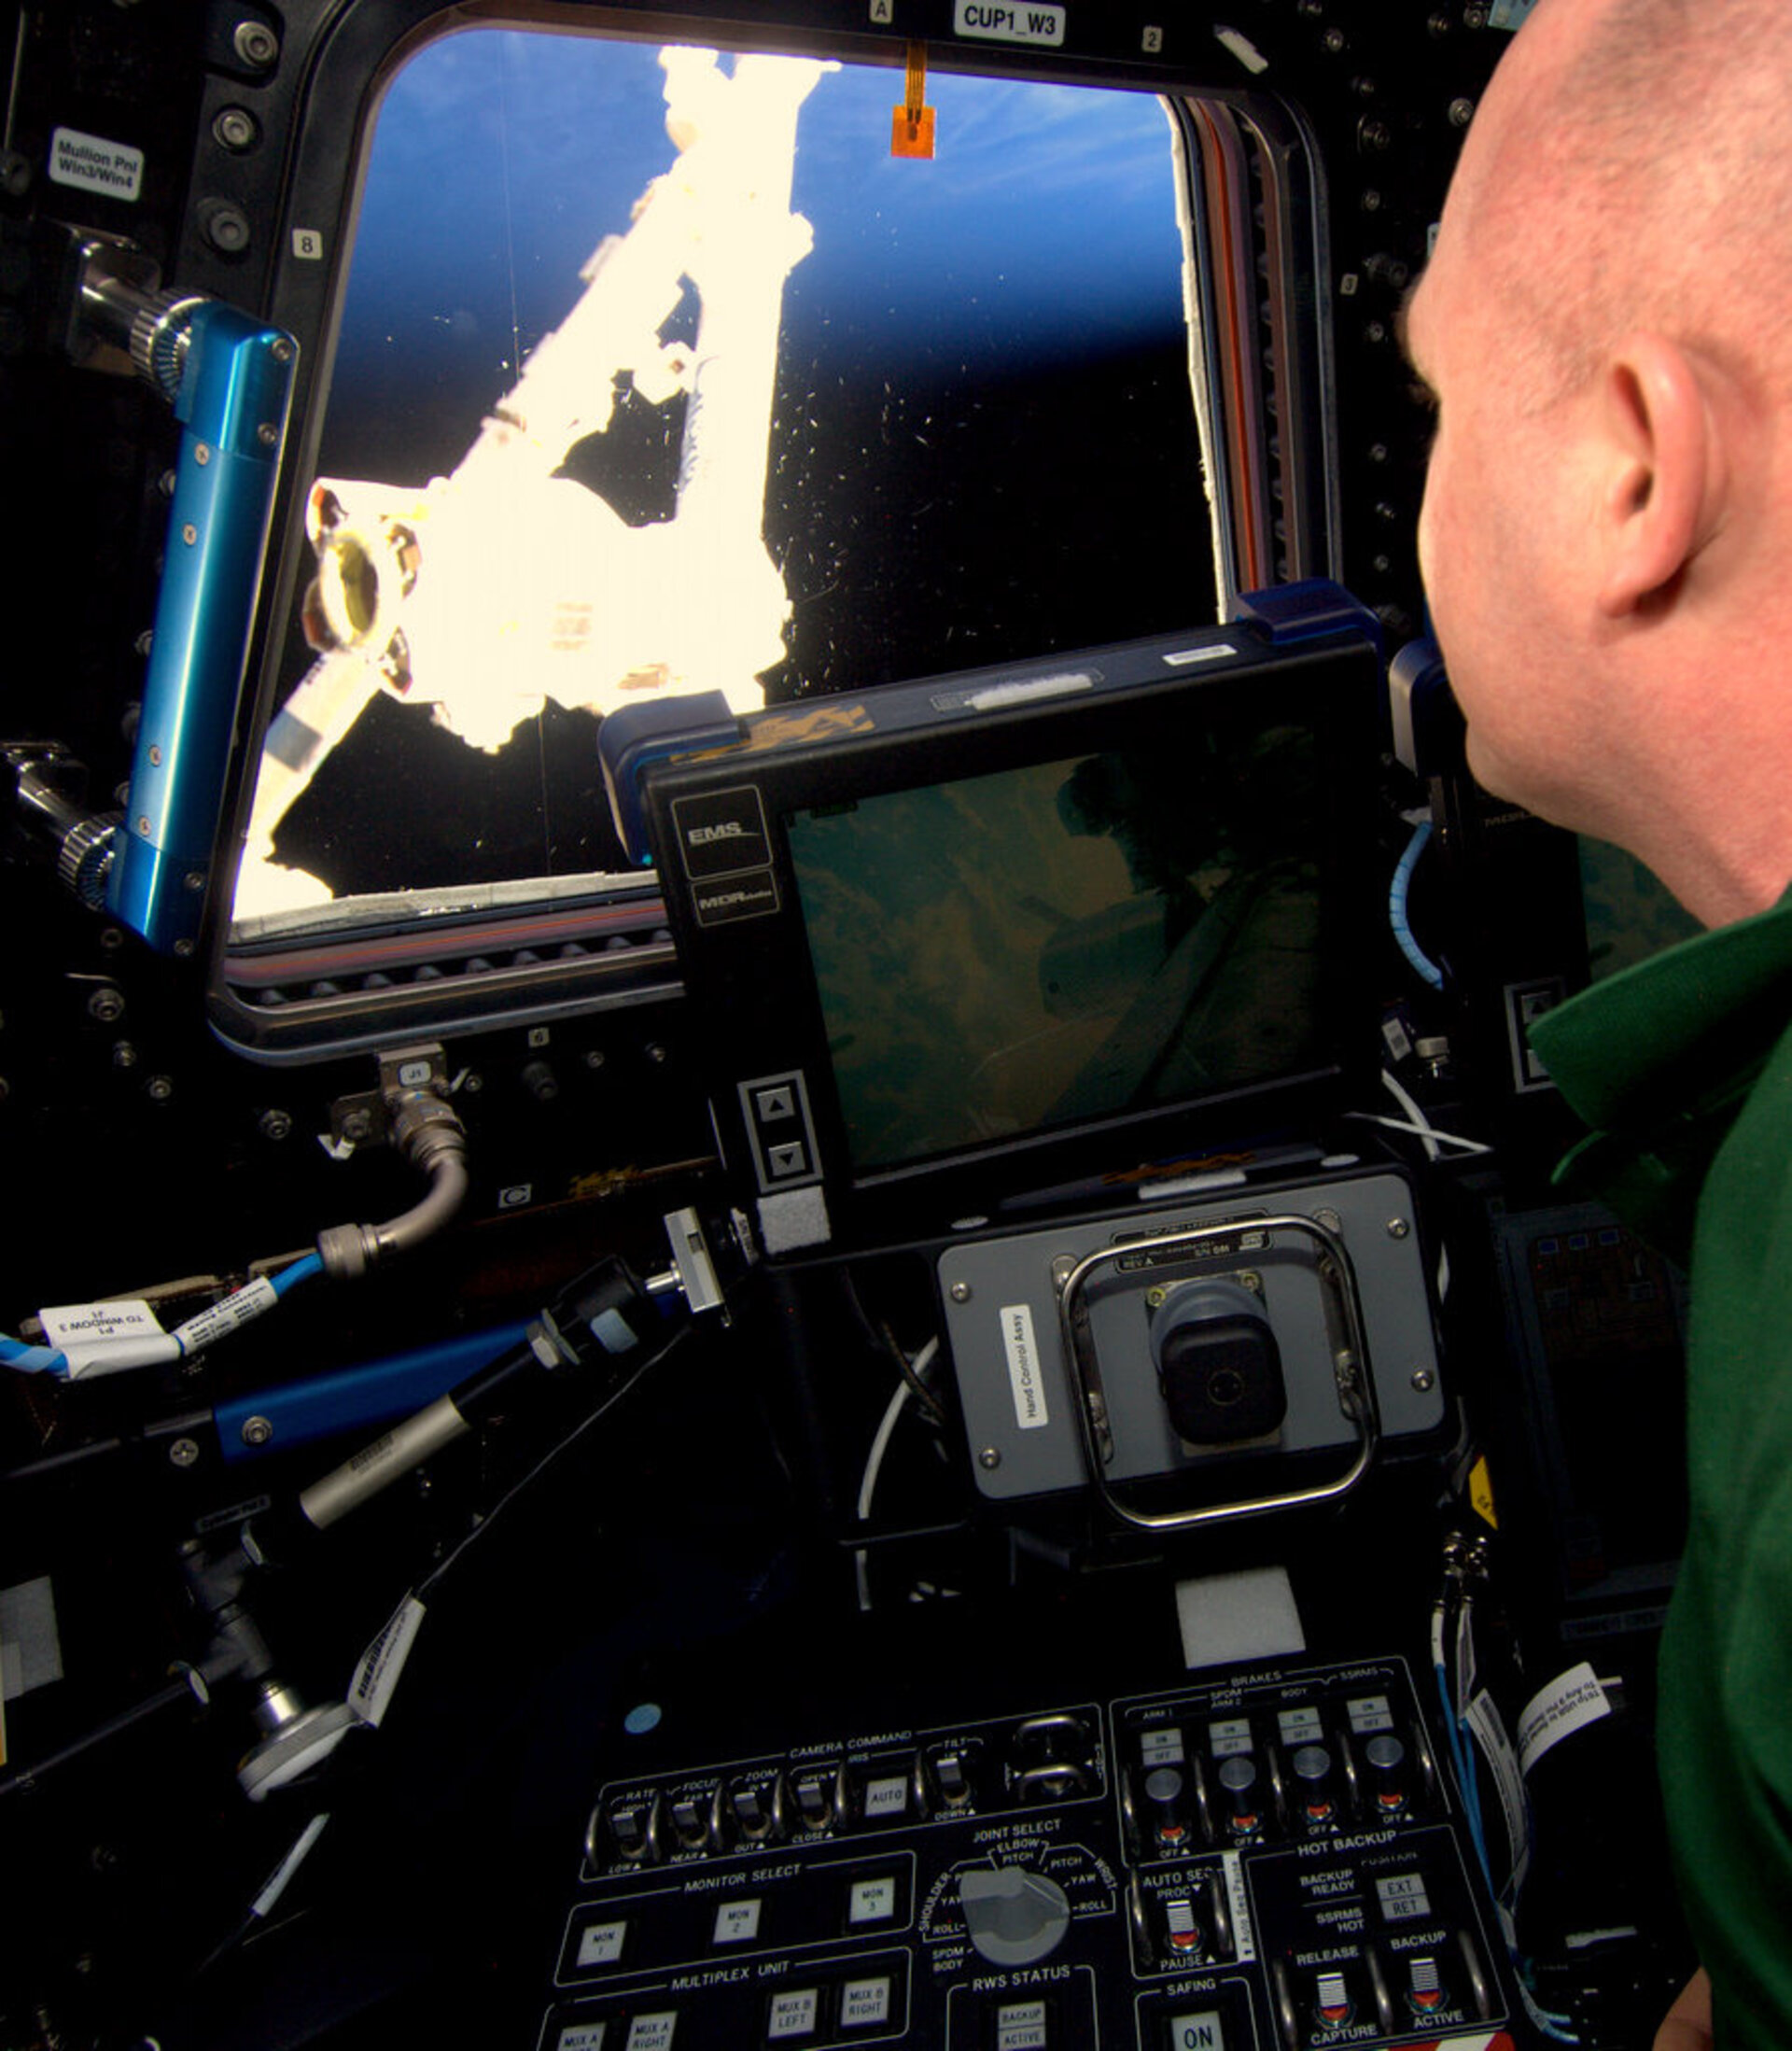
[574,1919,628,1970]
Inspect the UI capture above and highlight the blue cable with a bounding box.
[270,1252,326,1298]
[0,1336,68,1376]
[3,1250,326,1382]
[1391,819,1446,990]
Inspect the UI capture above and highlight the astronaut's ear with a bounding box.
[1593,332,1727,619]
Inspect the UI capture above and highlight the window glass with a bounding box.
[234,32,1214,925]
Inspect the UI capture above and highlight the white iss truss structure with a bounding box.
[235,49,830,920]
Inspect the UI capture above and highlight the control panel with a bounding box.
[538,1657,1516,2050]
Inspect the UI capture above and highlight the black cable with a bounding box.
[0,1668,204,1805]
[879,1316,946,1426]
[413,1322,688,1606]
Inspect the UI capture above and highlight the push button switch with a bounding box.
[838,1975,894,2031]
[765,1987,821,2041]
[992,1996,1051,2049]
[574,1919,628,1971]
[712,1897,763,1946]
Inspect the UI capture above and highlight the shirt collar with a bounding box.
[1527,884,1792,1258]
[1531,884,1792,1134]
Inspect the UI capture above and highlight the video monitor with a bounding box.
[207,10,1333,1057]
[623,596,1382,1251]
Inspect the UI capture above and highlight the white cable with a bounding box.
[854,1338,939,1612]
[1351,1109,1491,1157]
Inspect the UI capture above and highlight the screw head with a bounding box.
[233,19,279,65]
[949,1281,972,1304]
[169,1438,201,1468]
[214,106,259,150]
[978,1447,1001,1470]
[1411,1368,1436,1393]
[1387,1217,1411,1240]
[240,1414,273,1447]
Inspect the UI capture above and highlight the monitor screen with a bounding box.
[787,725,1326,1179]
[630,609,1379,1246]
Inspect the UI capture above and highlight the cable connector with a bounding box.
[317,1046,469,1280]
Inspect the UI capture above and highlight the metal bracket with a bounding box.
[1055,1213,1382,1533]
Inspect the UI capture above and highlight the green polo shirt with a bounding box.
[1531,890,1792,2049]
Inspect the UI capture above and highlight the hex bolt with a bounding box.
[169,1438,200,1468]
[240,1415,274,1448]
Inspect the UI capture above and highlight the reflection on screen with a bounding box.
[789,730,1324,1174]
[231,30,1212,934]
